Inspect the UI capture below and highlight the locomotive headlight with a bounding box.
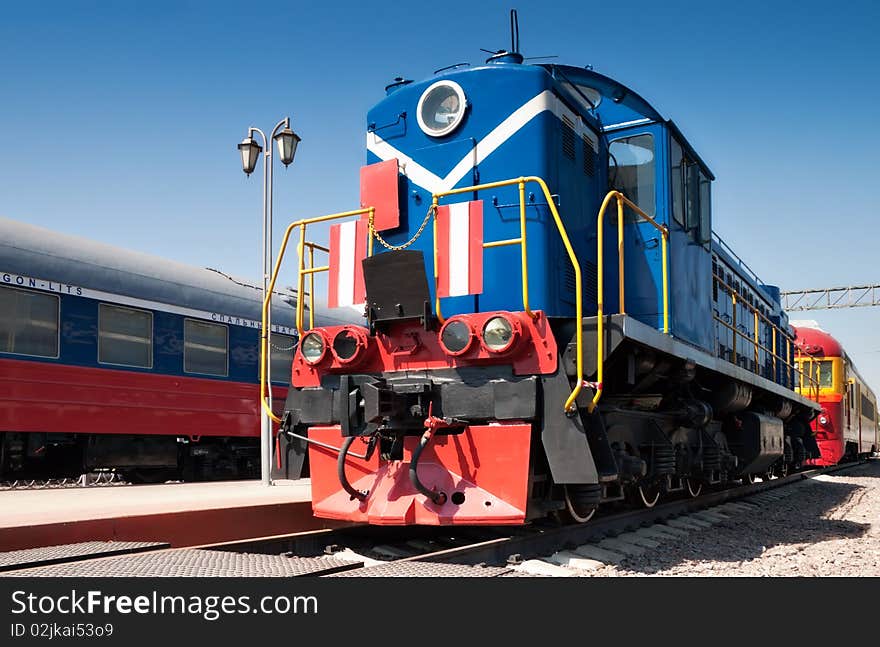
[439,319,473,356]
[331,327,370,365]
[416,80,467,137]
[818,414,829,427]
[300,332,327,364]
[481,315,518,353]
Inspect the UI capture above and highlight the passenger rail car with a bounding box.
[794,322,878,465]
[0,217,331,482]
[274,34,821,525]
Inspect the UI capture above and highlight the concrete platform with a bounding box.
[0,479,340,551]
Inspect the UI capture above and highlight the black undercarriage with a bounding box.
[0,432,260,483]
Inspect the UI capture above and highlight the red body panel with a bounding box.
[795,327,843,357]
[0,357,285,438]
[292,311,558,388]
[308,423,532,525]
[808,399,844,466]
[359,159,400,231]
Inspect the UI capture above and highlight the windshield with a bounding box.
[798,359,833,389]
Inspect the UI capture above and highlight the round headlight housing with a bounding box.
[331,327,369,365]
[300,332,327,365]
[481,315,518,353]
[439,319,473,356]
[416,80,467,137]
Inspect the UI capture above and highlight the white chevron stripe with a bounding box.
[365,133,446,193]
[366,89,594,194]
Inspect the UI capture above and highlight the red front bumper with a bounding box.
[308,423,532,525]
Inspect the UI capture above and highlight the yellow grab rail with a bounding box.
[259,207,374,424]
[431,178,533,322]
[793,355,822,403]
[590,190,670,413]
[431,176,583,413]
[712,272,819,399]
[261,173,581,422]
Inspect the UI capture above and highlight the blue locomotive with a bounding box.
[275,25,820,524]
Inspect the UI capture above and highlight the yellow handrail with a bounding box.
[431,178,535,322]
[792,355,822,403]
[712,272,818,398]
[259,207,374,424]
[304,241,329,330]
[590,190,670,413]
[715,315,818,398]
[431,176,583,412]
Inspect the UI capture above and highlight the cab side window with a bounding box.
[671,137,711,246]
[609,134,655,217]
[670,139,685,227]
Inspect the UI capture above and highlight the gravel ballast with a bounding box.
[588,460,880,577]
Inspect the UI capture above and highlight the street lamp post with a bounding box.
[238,117,301,486]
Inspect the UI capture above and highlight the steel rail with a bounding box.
[403,459,869,568]
[6,461,869,577]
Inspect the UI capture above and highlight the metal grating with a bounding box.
[0,541,167,572]
[562,116,576,161]
[584,260,598,304]
[326,560,513,577]
[4,550,360,578]
[582,135,595,177]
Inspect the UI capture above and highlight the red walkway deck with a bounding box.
[0,479,338,551]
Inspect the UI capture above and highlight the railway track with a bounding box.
[0,460,868,577]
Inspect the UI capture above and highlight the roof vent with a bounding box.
[385,77,413,95]
[485,50,524,65]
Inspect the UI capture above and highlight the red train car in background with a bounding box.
[794,321,879,465]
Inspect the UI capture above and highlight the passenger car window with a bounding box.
[0,285,59,358]
[609,134,655,217]
[98,303,152,368]
[269,332,297,385]
[184,319,228,377]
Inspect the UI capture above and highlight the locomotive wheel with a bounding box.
[684,478,703,498]
[743,473,758,485]
[778,462,789,478]
[563,484,599,524]
[762,471,775,482]
[637,482,661,508]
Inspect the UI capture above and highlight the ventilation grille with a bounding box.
[561,260,598,307]
[582,135,595,177]
[564,264,576,293]
[562,116,575,161]
[584,260,598,304]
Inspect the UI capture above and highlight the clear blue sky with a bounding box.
[2,1,879,386]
